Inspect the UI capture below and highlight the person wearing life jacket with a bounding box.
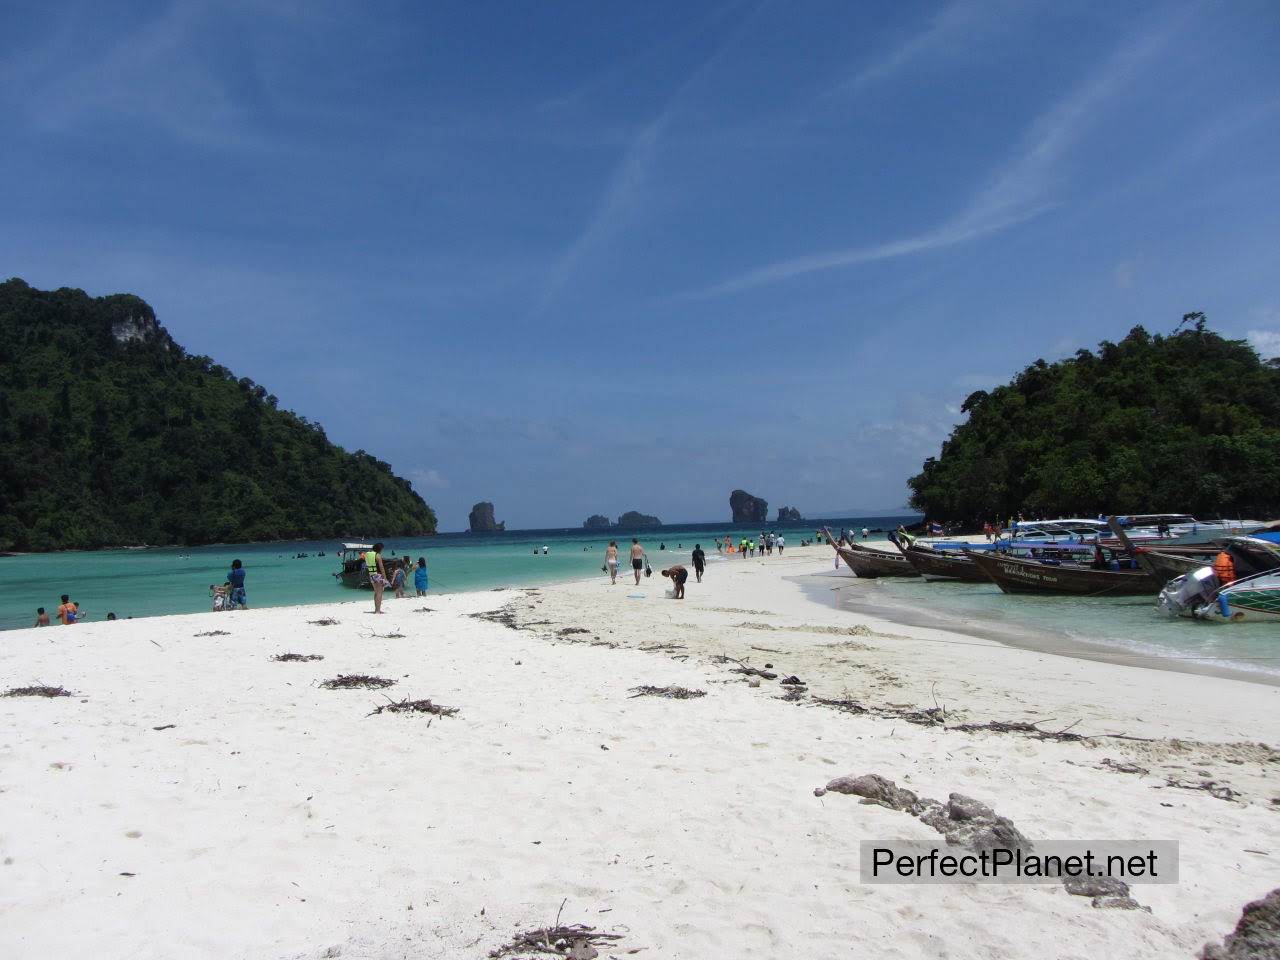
[1212,550,1237,586]
[363,542,388,613]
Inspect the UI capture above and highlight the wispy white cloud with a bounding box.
[411,468,449,490]
[1248,330,1280,358]
[836,0,983,97]
[532,1,768,316]
[695,10,1190,298]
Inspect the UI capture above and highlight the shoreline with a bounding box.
[797,571,1280,688]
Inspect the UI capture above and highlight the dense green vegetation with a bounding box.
[0,279,437,551]
[908,316,1280,523]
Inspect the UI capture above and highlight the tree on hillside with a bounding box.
[907,316,1280,523]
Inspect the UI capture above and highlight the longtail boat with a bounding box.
[334,543,412,589]
[823,527,919,578]
[965,550,1160,596]
[889,533,988,582]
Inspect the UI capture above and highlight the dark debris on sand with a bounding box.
[195,630,230,637]
[489,923,623,958]
[3,685,72,698]
[367,697,460,717]
[628,685,707,700]
[308,618,341,627]
[320,674,396,690]
[272,653,325,662]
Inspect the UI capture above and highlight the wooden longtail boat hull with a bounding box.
[965,551,1160,596]
[835,545,920,578]
[895,543,988,581]
[1134,550,1210,584]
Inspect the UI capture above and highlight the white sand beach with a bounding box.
[3,544,1278,959]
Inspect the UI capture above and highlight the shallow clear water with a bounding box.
[0,517,894,631]
[868,570,1280,680]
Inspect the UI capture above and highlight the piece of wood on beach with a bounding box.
[711,654,778,680]
[319,674,397,690]
[3,685,72,698]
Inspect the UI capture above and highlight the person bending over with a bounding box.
[661,564,688,599]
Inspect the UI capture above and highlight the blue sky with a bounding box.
[3,1,1279,530]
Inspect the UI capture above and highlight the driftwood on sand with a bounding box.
[489,900,624,958]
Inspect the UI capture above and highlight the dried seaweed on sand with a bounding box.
[272,653,324,662]
[320,674,396,690]
[308,618,341,626]
[195,630,230,637]
[367,697,460,717]
[4,685,72,698]
[628,685,706,700]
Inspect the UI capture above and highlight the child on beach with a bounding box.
[34,607,50,627]
[391,562,407,599]
[414,556,429,596]
[209,583,230,612]
[692,545,706,583]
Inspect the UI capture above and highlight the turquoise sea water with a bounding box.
[0,517,896,631]
[6,516,1277,681]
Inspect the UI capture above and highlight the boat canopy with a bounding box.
[341,542,374,552]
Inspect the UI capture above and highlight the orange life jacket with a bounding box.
[1212,551,1236,584]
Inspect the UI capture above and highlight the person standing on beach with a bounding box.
[227,559,248,610]
[776,534,785,555]
[629,538,647,585]
[364,543,388,613]
[605,541,619,585]
[414,556,429,596]
[661,564,688,599]
[391,561,407,599]
[34,607,50,627]
[692,544,706,583]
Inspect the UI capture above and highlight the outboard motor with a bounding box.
[1157,566,1219,618]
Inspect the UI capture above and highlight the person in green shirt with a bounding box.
[363,542,388,613]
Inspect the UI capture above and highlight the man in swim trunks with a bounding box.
[691,544,706,583]
[605,540,619,585]
[661,564,688,599]
[629,538,646,585]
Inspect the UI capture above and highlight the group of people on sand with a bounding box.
[33,595,116,626]
[357,543,430,614]
[602,538,706,598]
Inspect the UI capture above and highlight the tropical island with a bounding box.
[615,511,661,528]
[908,315,1280,523]
[468,501,504,532]
[776,506,803,521]
[0,279,436,552]
[729,489,768,523]
[582,514,611,530]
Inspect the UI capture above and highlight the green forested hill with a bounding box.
[908,316,1280,523]
[0,279,437,550]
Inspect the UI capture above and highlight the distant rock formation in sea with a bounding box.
[468,501,505,532]
[777,506,803,521]
[616,511,661,528]
[730,490,768,523]
[583,514,612,529]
